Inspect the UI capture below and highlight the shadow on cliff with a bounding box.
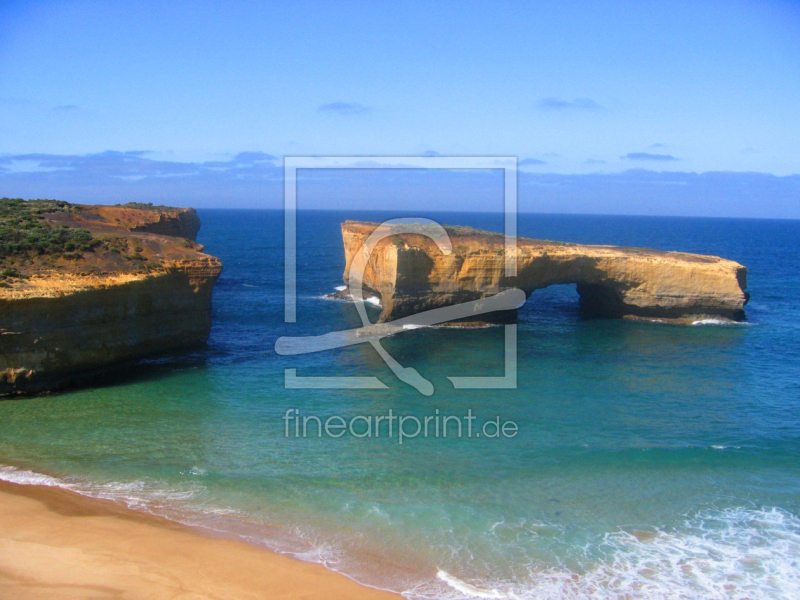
[1,347,212,400]
[514,255,640,319]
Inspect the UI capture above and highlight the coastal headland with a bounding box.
[0,200,222,396]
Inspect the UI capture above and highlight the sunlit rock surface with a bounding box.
[339,220,748,325]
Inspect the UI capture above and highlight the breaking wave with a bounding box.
[406,507,800,600]
[692,319,752,326]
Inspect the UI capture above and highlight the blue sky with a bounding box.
[1,0,799,216]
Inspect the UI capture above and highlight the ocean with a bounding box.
[2,210,799,599]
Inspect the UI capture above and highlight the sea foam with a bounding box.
[691,318,750,326]
[436,571,503,598]
[0,465,62,487]
[0,464,225,518]
[408,507,800,600]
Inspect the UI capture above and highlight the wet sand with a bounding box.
[0,480,400,599]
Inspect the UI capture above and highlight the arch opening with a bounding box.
[519,284,581,323]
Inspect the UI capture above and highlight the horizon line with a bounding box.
[188,206,800,223]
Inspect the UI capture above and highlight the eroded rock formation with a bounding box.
[1,203,222,395]
[340,220,748,324]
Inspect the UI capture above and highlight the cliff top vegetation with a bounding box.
[0,198,99,261]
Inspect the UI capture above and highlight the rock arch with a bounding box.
[340,221,749,325]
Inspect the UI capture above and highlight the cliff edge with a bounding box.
[0,200,222,396]
[340,220,748,324]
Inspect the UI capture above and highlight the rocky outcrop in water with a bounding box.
[339,220,748,324]
[0,202,222,396]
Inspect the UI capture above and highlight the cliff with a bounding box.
[339,220,748,324]
[0,201,222,396]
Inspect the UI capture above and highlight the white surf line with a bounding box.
[275,288,526,356]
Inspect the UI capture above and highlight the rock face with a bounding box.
[0,203,222,396]
[340,220,748,324]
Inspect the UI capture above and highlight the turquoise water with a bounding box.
[2,210,800,598]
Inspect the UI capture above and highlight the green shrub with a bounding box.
[115,202,168,211]
[0,198,100,259]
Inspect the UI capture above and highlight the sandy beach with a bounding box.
[0,480,399,600]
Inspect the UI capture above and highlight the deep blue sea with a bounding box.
[2,210,799,599]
